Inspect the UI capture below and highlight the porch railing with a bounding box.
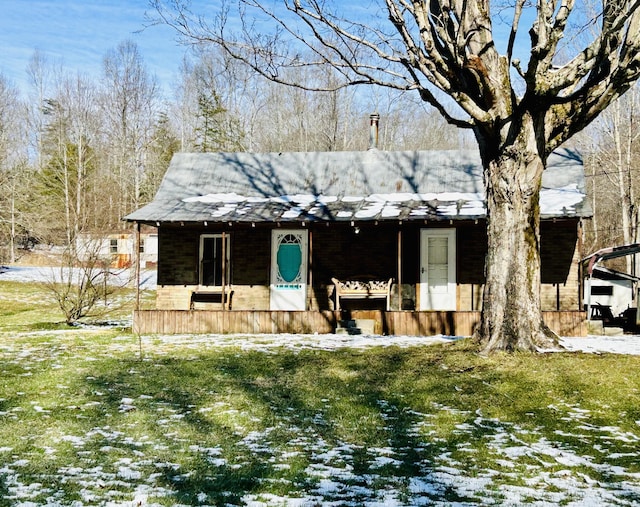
[132,310,587,337]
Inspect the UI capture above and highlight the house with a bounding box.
[76,231,158,269]
[124,122,590,336]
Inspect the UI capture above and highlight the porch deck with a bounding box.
[132,310,587,337]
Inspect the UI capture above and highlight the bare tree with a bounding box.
[61,74,100,245]
[0,73,29,263]
[43,243,129,325]
[371,89,463,150]
[26,50,58,171]
[101,40,159,222]
[582,84,640,269]
[174,54,245,152]
[142,111,180,202]
[176,45,453,153]
[151,0,640,352]
[35,73,100,250]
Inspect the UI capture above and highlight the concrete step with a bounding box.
[335,318,377,335]
[335,327,361,335]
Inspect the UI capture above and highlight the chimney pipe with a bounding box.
[368,112,380,150]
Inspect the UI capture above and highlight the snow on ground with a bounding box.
[0,264,157,289]
[0,332,639,506]
[144,332,640,355]
[560,335,640,355]
[3,264,640,355]
[148,332,463,352]
[2,265,640,505]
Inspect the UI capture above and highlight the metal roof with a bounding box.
[124,148,590,224]
[591,266,640,282]
[582,243,640,276]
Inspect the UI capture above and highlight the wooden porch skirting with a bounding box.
[133,310,587,337]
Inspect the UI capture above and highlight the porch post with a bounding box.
[586,274,592,322]
[397,229,402,311]
[577,219,584,313]
[309,230,313,303]
[222,231,227,310]
[134,221,141,311]
[471,284,475,311]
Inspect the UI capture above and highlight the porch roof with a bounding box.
[124,148,590,224]
[582,243,640,276]
[591,266,640,282]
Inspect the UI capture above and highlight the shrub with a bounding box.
[42,247,130,324]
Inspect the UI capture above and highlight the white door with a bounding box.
[420,229,456,310]
[270,230,308,310]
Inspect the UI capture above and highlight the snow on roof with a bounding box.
[125,148,590,224]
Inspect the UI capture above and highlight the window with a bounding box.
[109,239,118,254]
[275,233,303,284]
[199,234,230,286]
[139,239,145,254]
[591,285,613,296]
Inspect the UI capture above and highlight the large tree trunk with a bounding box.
[477,133,559,353]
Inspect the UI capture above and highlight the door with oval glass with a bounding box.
[270,230,308,310]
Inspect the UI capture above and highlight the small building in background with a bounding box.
[76,230,158,269]
[586,266,638,316]
[581,243,640,330]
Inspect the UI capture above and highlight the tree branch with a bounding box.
[150,0,640,150]
[543,3,640,150]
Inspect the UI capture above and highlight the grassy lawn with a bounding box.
[1,281,640,505]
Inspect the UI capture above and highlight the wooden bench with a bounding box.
[331,277,393,311]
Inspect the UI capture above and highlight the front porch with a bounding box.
[132,309,587,337]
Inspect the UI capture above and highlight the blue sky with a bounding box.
[0,0,534,102]
[0,0,191,98]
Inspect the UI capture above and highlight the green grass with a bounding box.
[0,280,155,331]
[1,280,640,505]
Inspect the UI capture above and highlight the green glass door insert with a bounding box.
[277,234,302,283]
